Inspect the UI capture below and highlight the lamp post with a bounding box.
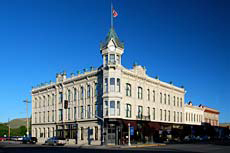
[8,118,10,144]
[128,123,131,146]
[23,97,31,137]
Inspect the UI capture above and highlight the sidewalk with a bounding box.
[65,143,166,149]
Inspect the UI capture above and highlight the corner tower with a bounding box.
[100,27,124,67]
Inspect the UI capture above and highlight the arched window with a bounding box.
[126,83,131,96]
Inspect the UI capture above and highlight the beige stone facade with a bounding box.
[31,27,219,145]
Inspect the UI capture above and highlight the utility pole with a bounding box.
[128,123,131,146]
[23,97,31,137]
[8,118,10,144]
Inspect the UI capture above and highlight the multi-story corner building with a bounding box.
[31,27,186,145]
[184,102,204,125]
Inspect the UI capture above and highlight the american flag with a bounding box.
[112,8,118,17]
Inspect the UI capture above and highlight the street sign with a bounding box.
[130,126,134,136]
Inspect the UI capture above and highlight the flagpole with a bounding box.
[111,2,113,28]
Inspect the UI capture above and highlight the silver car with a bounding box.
[46,137,66,146]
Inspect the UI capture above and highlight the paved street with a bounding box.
[0,142,230,153]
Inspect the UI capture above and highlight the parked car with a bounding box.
[184,135,196,143]
[0,137,7,141]
[22,137,37,144]
[46,137,66,146]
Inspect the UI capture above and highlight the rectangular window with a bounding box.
[153,90,155,102]
[147,107,150,119]
[47,95,50,106]
[152,108,155,120]
[59,92,63,104]
[105,55,108,65]
[180,98,183,107]
[168,95,170,105]
[110,54,115,64]
[87,105,91,118]
[47,111,50,122]
[126,83,131,96]
[39,112,41,123]
[110,78,115,92]
[95,126,98,140]
[126,104,132,118]
[177,97,179,107]
[43,111,45,123]
[164,110,167,121]
[87,85,90,98]
[160,109,162,121]
[147,89,150,101]
[95,104,98,116]
[138,106,143,118]
[117,101,120,116]
[168,110,170,121]
[68,89,71,101]
[94,83,98,96]
[68,108,70,120]
[177,112,179,122]
[105,78,108,93]
[110,101,115,116]
[105,101,108,116]
[74,88,77,101]
[59,109,63,121]
[116,55,120,64]
[160,93,162,103]
[173,96,176,106]
[74,107,76,120]
[174,111,176,122]
[81,87,84,100]
[117,78,120,92]
[138,87,143,99]
[43,96,45,107]
[81,106,84,119]
[52,94,55,105]
[52,110,54,122]
[164,94,166,104]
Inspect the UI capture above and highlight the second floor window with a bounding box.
[126,104,132,118]
[105,78,108,93]
[160,93,162,103]
[152,108,155,120]
[105,101,108,116]
[153,90,155,102]
[59,109,63,121]
[87,85,90,98]
[74,88,77,101]
[59,92,63,104]
[138,87,143,99]
[168,95,170,105]
[81,87,84,100]
[117,101,120,116]
[147,89,150,101]
[137,106,143,118]
[68,89,71,101]
[117,78,120,92]
[126,83,131,96]
[110,101,115,116]
[160,109,162,121]
[110,78,115,92]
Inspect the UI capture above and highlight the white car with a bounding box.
[46,137,66,146]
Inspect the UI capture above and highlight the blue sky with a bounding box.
[0,0,229,123]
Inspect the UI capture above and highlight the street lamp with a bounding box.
[23,97,31,137]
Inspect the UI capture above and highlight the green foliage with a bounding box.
[0,125,27,137]
[0,124,8,136]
